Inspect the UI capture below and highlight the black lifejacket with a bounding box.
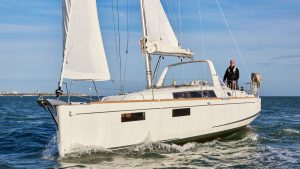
[227,67,237,81]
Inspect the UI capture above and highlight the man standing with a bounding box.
[223,59,239,90]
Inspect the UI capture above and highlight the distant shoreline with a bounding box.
[0,93,87,97]
[0,94,54,97]
[0,94,298,97]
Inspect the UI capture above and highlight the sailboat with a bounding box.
[37,0,261,157]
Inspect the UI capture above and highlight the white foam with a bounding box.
[41,135,58,160]
[127,141,200,154]
[282,128,300,135]
[245,132,259,141]
[66,144,112,157]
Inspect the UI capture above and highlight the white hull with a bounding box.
[55,96,260,157]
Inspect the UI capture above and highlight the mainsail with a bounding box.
[141,0,193,57]
[59,0,110,86]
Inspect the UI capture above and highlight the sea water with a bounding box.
[0,96,299,168]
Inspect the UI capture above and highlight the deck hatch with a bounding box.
[173,90,216,99]
[172,108,190,117]
[121,112,145,122]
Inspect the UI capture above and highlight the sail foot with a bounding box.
[140,37,193,58]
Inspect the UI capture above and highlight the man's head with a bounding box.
[230,59,236,68]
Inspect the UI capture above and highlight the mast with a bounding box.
[140,0,152,89]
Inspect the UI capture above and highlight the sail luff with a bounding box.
[140,0,147,37]
[59,0,72,87]
[59,0,110,85]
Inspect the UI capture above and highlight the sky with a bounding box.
[0,0,299,96]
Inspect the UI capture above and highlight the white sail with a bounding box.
[141,0,193,57]
[60,0,110,83]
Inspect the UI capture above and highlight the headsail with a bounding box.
[140,0,193,57]
[59,0,110,86]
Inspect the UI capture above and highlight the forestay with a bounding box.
[141,0,193,57]
[60,0,110,84]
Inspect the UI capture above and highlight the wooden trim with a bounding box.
[76,101,256,115]
[90,97,257,105]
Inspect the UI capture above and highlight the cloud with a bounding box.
[257,55,300,66]
[270,54,300,60]
[0,23,56,34]
[257,54,300,67]
[257,62,273,66]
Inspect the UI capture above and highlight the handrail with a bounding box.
[156,59,222,89]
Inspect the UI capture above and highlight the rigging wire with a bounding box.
[197,0,207,80]
[111,0,123,93]
[215,0,251,80]
[197,0,205,58]
[152,56,162,83]
[110,0,121,85]
[121,0,132,93]
[177,0,185,83]
[166,0,179,33]
[172,0,180,39]
[116,0,123,93]
[64,82,121,91]
[178,0,183,46]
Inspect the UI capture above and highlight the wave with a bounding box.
[281,128,300,135]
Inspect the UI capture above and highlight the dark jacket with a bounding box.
[223,66,239,83]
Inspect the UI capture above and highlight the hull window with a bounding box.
[121,112,145,122]
[173,90,216,99]
[172,108,190,117]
